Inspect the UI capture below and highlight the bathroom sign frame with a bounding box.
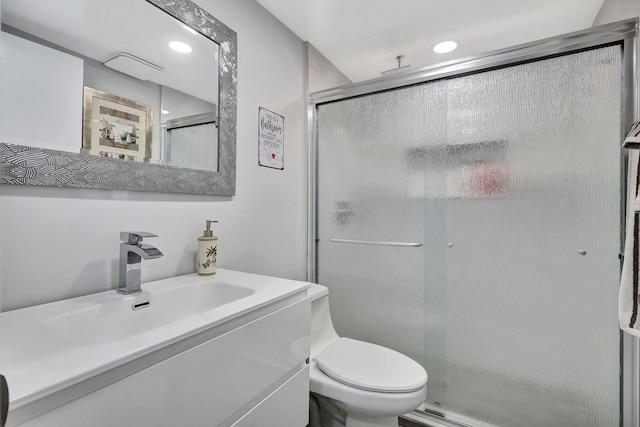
[258,107,284,170]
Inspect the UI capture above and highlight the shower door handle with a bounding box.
[329,238,423,247]
[1,375,8,427]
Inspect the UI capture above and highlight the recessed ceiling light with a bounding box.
[169,41,192,53]
[433,40,458,54]
[162,110,170,115]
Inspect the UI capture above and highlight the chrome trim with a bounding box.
[310,19,638,105]
[308,101,318,283]
[624,334,640,427]
[634,336,640,427]
[403,411,472,427]
[329,238,423,248]
[118,232,163,295]
[622,24,640,427]
[304,42,319,282]
[164,112,216,130]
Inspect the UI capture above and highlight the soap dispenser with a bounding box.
[198,220,218,275]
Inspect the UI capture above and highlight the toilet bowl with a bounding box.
[308,284,427,427]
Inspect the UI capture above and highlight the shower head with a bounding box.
[381,55,412,76]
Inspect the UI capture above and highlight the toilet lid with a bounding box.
[314,337,427,393]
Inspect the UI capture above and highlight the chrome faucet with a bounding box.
[118,231,163,295]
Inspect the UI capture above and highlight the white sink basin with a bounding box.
[43,280,254,345]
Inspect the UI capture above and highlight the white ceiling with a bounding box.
[256,0,606,83]
[2,0,218,104]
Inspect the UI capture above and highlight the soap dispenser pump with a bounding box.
[198,220,218,275]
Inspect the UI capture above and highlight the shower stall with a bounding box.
[309,20,639,427]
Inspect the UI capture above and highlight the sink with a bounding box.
[43,278,254,345]
[2,268,309,411]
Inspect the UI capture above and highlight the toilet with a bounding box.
[308,283,428,427]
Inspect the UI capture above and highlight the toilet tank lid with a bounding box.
[314,337,428,393]
[307,283,329,301]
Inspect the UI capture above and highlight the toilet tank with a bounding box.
[308,283,340,356]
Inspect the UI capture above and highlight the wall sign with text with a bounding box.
[258,107,284,170]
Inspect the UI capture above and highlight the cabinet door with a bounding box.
[232,366,309,427]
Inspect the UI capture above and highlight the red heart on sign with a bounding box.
[271,153,276,159]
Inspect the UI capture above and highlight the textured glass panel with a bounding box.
[442,46,621,426]
[315,44,622,427]
[166,123,218,172]
[316,80,449,410]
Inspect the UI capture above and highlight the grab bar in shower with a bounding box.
[329,238,423,248]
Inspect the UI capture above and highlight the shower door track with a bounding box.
[307,17,639,427]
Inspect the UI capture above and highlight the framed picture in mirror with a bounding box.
[82,87,153,162]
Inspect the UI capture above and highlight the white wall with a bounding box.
[306,42,351,94]
[0,31,83,153]
[593,0,640,25]
[0,0,310,311]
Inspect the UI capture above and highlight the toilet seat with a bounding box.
[314,337,427,393]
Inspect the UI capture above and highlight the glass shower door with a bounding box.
[315,43,623,427]
[315,80,450,410]
[316,80,451,411]
[439,46,622,426]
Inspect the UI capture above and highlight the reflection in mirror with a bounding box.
[82,86,154,162]
[0,0,236,195]
[1,0,218,170]
[161,86,218,172]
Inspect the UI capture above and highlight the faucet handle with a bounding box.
[120,231,158,245]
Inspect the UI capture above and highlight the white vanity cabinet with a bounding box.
[4,273,311,427]
[231,366,310,427]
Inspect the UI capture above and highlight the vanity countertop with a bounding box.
[1,269,310,409]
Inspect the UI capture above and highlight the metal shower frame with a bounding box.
[306,18,640,427]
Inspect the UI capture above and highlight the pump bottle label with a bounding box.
[198,238,217,275]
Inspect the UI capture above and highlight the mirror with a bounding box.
[162,85,218,172]
[0,0,236,195]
